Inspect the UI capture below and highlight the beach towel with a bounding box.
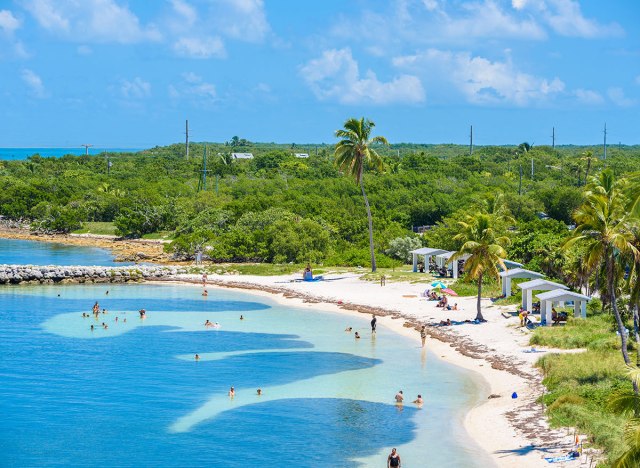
[544,453,579,463]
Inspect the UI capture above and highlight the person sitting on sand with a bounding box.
[413,394,423,405]
[452,303,458,311]
[439,318,452,326]
[354,332,361,339]
[228,386,235,397]
[303,264,313,280]
[395,390,404,404]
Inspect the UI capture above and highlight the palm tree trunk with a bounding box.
[608,254,631,365]
[476,273,485,322]
[360,181,376,272]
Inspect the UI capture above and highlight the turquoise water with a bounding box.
[0,283,491,467]
[0,238,129,266]
[0,148,140,160]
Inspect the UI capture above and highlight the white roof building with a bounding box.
[536,289,591,326]
[294,153,309,158]
[232,153,253,159]
[499,268,545,297]
[518,279,568,311]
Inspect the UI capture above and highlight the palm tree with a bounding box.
[565,169,639,366]
[579,151,596,186]
[451,214,510,321]
[334,117,388,272]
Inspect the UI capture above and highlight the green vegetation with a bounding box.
[72,221,117,236]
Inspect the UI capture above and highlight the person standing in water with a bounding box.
[394,390,404,404]
[387,448,401,468]
[228,386,235,398]
[371,315,377,334]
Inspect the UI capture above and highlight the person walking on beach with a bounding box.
[420,325,427,348]
[371,315,377,334]
[387,448,401,468]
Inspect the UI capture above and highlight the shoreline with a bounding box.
[158,274,591,467]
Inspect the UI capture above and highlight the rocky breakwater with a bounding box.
[0,265,187,285]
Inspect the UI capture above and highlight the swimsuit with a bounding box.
[389,454,400,467]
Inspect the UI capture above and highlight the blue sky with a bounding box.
[0,0,638,147]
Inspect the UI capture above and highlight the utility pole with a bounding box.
[185,119,190,160]
[603,123,607,160]
[469,125,473,156]
[81,144,93,155]
[518,164,523,195]
[531,157,534,180]
[552,127,555,149]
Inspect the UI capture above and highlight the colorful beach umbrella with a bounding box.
[442,288,458,296]
[431,281,447,289]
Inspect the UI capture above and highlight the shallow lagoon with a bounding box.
[0,282,492,467]
[0,238,128,266]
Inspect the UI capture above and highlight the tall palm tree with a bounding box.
[451,214,510,321]
[579,150,596,186]
[565,169,639,366]
[334,117,388,272]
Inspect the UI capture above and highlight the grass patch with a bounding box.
[448,279,502,298]
[72,222,117,236]
[530,315,625,351]
[141,231,174,240]
[536,350,632,463]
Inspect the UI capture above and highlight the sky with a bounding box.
[0,0,638,147]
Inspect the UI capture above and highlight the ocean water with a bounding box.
[0,148,140,160]
[0,238,128,266]
[0,241,493,467]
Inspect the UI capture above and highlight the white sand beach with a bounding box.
[168,272,595,467]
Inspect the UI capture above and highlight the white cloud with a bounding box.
[120,77,151,99]
[517,0,624,38]
[0,10,21,35]
[170,73,217,102]
[21,69,47,98]
[170,0,197,26]
[173,36,225,59]
[212,0,270,43]
[393,49,564,106]
[607,87,636,107]
[574,88,604,105]
[24,0,160,43]
[300,48,425,105]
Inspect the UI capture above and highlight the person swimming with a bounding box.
[195,354,200,361]
[240,315,244,320]
[257,388,262,396]
[345,327,352,332]
[413,394,423,405]
[202,289,208,296]
[139,309,146,319]
[205,320,213,327]
[354,332,361,339]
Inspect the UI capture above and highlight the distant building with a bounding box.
[232,153,253,159]
[294,153,309,158]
